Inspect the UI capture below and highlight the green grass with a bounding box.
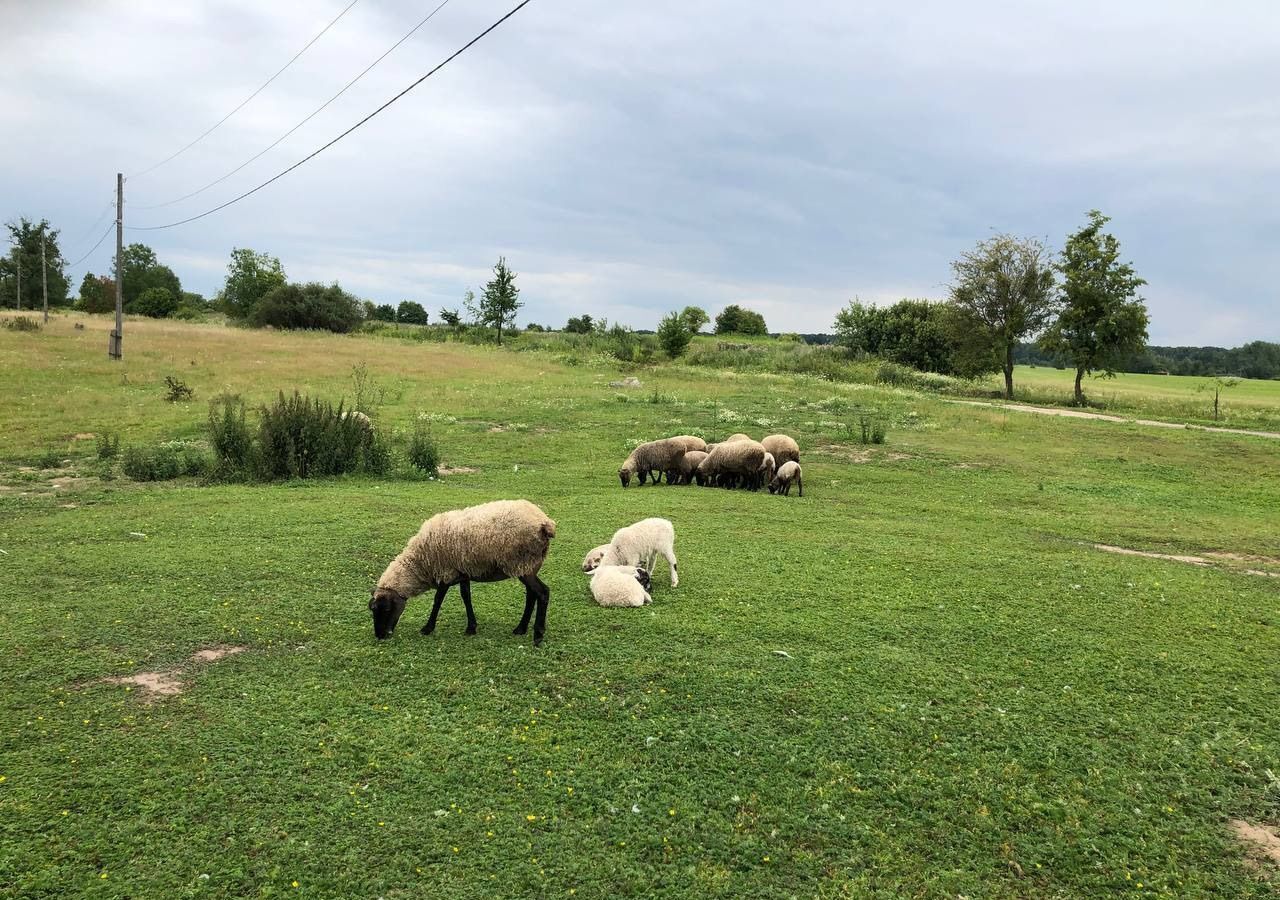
[1,313,1278,897]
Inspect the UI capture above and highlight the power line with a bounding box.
[129,0,362,180]
[66,220,116,268]
[135,0,454,211]
[128,0,533,232]
[69,196,117,247]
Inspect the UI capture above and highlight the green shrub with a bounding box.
[207,394,256,477]
[37,448,63,469]
[408,423,440,475]
[164,376,194,402]
[96,432,120,460]
[121,444,210,481]
[4,316,40,332]
[255,392,389,480]
[250,282,362,333]
[130,287,178,318]
[657,312,692,358]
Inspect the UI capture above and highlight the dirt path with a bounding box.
[948,399,1280,440]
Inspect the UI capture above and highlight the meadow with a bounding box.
[1,312,1278,898]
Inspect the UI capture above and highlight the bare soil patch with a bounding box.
[72,432,96,440]
[1094,544,1211,566]
[1230,819,1280,869]
[191,645,246,663]
[948,399,1280,439]
[1093,544,1279,578]
[97,645,248,701]
[438,466,478,475]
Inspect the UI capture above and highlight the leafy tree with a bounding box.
[833,298,957,373]
[1198,376,1239,422]
[1039,211,1149,405]
[525,323,547,332]
[77,273,116,314]
[372,304,397,322]
[1,218,70,309]
[715,304,767,335]
[219,248,286,320]
[250,282,362,333]
[396,301,429,325]
[130,286,179,318]
[656,311,692,357]
[182,292,208,308]
[462,289,480,325]
[120,243,181,308]
[565,314,595,334]
[478,256,522,345]
[948,234,1058,398]
[679,306,710,334]
[438,307,461,328]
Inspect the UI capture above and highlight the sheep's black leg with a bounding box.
[421,585,450,635]
[460,579,477,635]
[532,577,550,647]
[797,475,802,497]
[513,576,537,635]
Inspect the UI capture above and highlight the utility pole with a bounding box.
[41,228,48,325]
[14,249,20,311]
[110,173,123,359]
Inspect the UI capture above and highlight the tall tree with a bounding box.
[78,273,116,314]
[715,304,767,335]
[948,234,1058,398]
[679,305,710,334]
[1040,211,1149,404]
[219,248,286,320]
[479,257,521,345]
[1,218,70,309]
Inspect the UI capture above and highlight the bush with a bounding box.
[96,432,120,460]
[130,287,178,318]
[408,423,440,475]
[372,304,397,322]
[208,394,256,477]
[164,376,195,402]
[656,312,692,358]
[37,448,63,469]
[256,392,389,479]
[4,316,40,332]
[250,282,362,333]
[396,301,429,325]
[122,444,210,481]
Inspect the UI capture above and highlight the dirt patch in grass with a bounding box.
[50,476,92,490]
[1094,544,1211,566]
[1230,819,1280,869]
[438,466,478,475]
[1093,544,1280,578]
[97,645,248,701]
[71,432,96,440]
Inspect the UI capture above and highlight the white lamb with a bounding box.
[588,565,652,607]
[586,518,678,588]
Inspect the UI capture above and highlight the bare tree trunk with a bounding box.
[1003,344,1014,399]
[1074,366,1086,405]
[496,323,502,346]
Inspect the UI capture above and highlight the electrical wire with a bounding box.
[65,220,116,268]
[134,0,454,211]
[129,0,362,180]
[128,0,533,232]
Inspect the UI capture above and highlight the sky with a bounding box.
[2,0,1277,344]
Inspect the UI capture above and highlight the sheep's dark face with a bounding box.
[619,468,631,488]
[369,589,407,640]
[767,479,779,494]
[634,568,651,591]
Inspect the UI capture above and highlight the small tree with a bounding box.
[679,306,710,334]
[1040,211,1149,405]
[78,272,115,314]
[715,304,767,335]
[2,218,70,309]
[438,307,461,328]
[219,248,286,320]
[1199,376,1239,422]
[372,303,396,322]
[130,286,179,318]
[396,300,429,325]
[948,234,1058,398]
[657,311,692,358]
[478,256,521,345]
[565,314,594,334]
[250,282,362,333]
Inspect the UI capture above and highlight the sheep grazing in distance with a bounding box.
[619,438,687,487]
[699,439,766,490]
[769,460,803,496]
[342,409,373,430]
[587,518,678,588]
[668,435,708,454]
[724,433,753,443]
[761,434,800,465]
[370,499,556,646]
[582,544,610,572]
[588,565,652,607]
[676,450,709,485]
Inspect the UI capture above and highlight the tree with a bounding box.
[679,306,710,334]
[119,243,181,309]
[77,273,115,314]
[715,304,767,335]
[1198,376,1239,422]
[219,248,286,320]
[565,314,594,334]
[129,286,179,318]
[249,282,362,333]
[1,218,70,309]
[833,298,958,373]
[478,256,522,345]
[372,304,397,322]
[396,300,429,325]
[438,307,461,328]
[657,311,692,357]
[1039,211,1149,404]
[948,234,1059,398]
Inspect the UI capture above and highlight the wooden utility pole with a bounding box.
[14,250,20,310]
[109,173,123,359]
[41,229,48,324]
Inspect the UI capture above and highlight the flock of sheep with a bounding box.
[620,432,803,495]
[366,432,804,645]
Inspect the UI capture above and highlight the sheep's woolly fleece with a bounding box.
[601,517,678,588]
[700,439,766,481]
[761,434,800,465]
[589,565,652,608]
[620,438,687,485]
[378,499,556,599]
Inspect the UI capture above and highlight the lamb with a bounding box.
[584,518,678,588]
[761,434,800,465]
[675,449,709,485]
[588,565,652,607]
[698,439,766,490]
[582,544,610,572]
[769,460,803,496]
[619,438,687,487]
[370,499,556,646]
[754,452,777,491]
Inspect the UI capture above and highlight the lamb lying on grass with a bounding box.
[370,499,556,646]
[588,565,652,607]
[583,518,678,588]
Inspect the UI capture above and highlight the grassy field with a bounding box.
[1,312,1278,897]
[986,366,1280,431]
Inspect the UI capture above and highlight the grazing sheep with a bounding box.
[588,565,652,607]
[370,499,556,646]
[582,544,610,572]
[668,435,708,454]
[754,451,777,491]
[769,460,803,496]
[724,433,753,443]
[342,409,373,430]
[619,438,687,487]
[675,449,709,485]
[699,439,766,490]
[761,434,800,465]
[586,518,678,588]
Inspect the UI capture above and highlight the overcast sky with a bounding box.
[2,0,1276,343]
